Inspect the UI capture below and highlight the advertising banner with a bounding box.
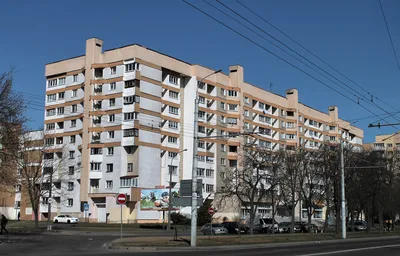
[140,189,179,211]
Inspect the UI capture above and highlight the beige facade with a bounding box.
[44,38,363,223]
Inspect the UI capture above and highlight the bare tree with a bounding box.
[216,144,280,234]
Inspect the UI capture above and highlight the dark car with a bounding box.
[221,222,249,234]
[348,220,367,231]
[278,222,301,233]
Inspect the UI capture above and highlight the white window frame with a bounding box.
[110,66,116,75]
[107,147,114,155]
[169,90,179,99]
[110,82,116,91]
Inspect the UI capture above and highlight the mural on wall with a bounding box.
[140,189,179,210]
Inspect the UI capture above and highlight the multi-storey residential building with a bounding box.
[44,38,363,223]
[372,133,400,152]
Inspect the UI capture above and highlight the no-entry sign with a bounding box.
[117,193,127,205]
[208,207,214,215]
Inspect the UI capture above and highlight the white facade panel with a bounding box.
[140,81,161,97]
[140,65,162,82]
[140,98,161,113]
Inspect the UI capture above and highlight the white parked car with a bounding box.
[53,215,79,224]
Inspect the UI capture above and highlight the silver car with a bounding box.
[200,223,228,235]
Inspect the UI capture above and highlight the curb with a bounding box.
[107,235,400,252]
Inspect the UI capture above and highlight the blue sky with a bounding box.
[0,0,399,142]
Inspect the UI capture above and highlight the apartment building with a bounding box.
[44,38,363,223]
[372,133,400,152]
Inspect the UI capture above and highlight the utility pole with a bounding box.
[191,69,221,247]
[168,149,187,231]
[340,140,346,239]
[47,171,53,231]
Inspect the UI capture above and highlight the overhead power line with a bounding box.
[378,0,400,75]
[182,0,400,131]
[236,0,400,114]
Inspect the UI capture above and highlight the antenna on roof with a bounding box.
[269,82,273,93]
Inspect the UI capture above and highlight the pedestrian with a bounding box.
[1,214,8,235]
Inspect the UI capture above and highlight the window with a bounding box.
[57,107,64,115]
[329,136,336,141]
[206,169,214,177]
[120,178,138,187]
[58,77,66,85]
[244,122,249,129]
[55,137,63,145]
[90,148,103,155]
[67,199,73,207]
[206,184,214,193]
[221,144,226,152]
[227,118,237,125]
[68,166,74,175]
[169,75,178,85]
[220,115,226,123]
[168,136,178,144]
[197,81,205,89]
[107,147,114,155]
[47,94,57,102]
[109,98,115,107]
[168,121,178,129]
[168,152,178,158]
[90,162,102,171]
[169,165,178,175]
[259,127,271,135]
[68,182,74,191]
[198,111,205,119]
[106,163,113,173]
[106,181,113,189]
[123,128,139,137]
[329,126,336,131]
[109,114,115,122]
[110,82,116,90]
[73,74,78,82]
[229,160,237,168]
[244,96,249,104]
[69,151,75,159]
[108,131,115,139]
[57,92,65,100]
[45,138,54,146]
[286,134,295,140]
[48,79,57,87]
[44,153,54,160]
[72,89,78,98]
[124,112,138,121]
[299,115,303,122]
[125,62,139,72]
[70,119,76,128]
[127,163,133,172]
[198,126,205,133]
[198,96,205,104]
[244,110,249,117]
[221,158,226,166]
[259,140,272,148]
[169,106,179,115]
[110,66,116,75]
[197,168,205,176]
[70,135,76,144]
[125,80,137,88]
[259,115,271,124]
[228,90,238,97]
[228,104,238,111]
[46,109,56,117]
[220,88,226,96]
[220,102,225,110]
[198,155,205,162]
[287,122,295,128]
[169,90,179,99]
[15,184,21,192]
[46,123,55,130]
[71,104,77,113]
[198,141,205,148]
[123,95,140,104]
[387,143,393,148]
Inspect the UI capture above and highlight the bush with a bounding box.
[171,213,190,225]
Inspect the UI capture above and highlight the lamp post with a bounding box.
[168,148,187,231]
[191,69,222,247]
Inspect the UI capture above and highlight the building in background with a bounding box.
[44,38,363,223]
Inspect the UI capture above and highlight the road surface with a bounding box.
[1,232,400,256]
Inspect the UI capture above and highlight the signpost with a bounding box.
[208,208,214,215]
[84,203,89,222]
[116,193,127,238]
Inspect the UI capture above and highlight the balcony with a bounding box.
[91,135,101,144]
[94,85,103,95]
[93,102,102,110]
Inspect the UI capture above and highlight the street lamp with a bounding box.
[167,148,187,231]
[191,69,222,247]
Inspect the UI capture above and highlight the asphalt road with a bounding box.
[2,232,400,256]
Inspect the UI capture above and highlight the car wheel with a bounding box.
[54,219,58,223]
[67,220,71,224]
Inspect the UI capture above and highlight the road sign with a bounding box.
[208,207,214,215]
[48,198,54,204]
[179,179,203,197]
[84,203,89,211]
[117,193,128,205]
